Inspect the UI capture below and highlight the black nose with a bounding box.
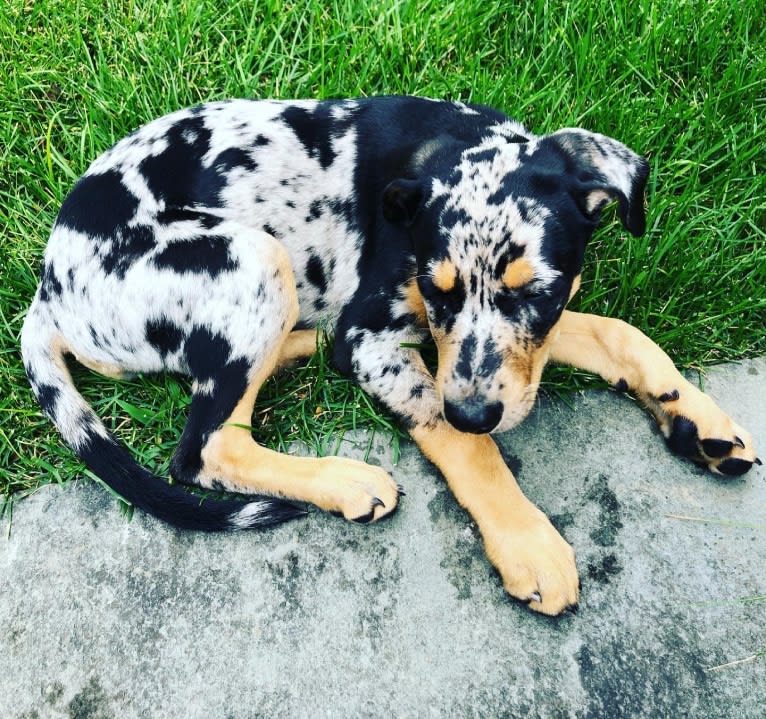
[443,397,503,434]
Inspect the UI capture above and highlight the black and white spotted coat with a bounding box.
[21,96,648,529]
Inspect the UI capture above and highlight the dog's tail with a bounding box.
[20,301,305,531]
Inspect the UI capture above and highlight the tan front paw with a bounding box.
[322,459,403,523]
[484,503,579,616]
[646,383,760,476]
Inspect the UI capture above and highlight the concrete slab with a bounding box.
[2,358,765,719]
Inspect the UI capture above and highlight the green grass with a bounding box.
[1,0,765,504]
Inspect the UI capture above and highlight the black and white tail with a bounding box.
[20,298,305,531]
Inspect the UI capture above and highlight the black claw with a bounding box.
[565,603,579,615]
[397,484,407,497]
[614,378,629,393]
[734,436,746,449]
[701,438,734,458]
[351,497,388,524]
[352,510,376,524]
[716,457,753,477]
[658,389,680,402]
[755,457,763,466]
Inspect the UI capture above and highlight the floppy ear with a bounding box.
[547,129,650,236]
[382,179,424,225]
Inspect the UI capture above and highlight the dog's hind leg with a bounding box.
[274,328,320,370]
[549,309,759,475]
[190,371,400,523]
[169,233,399,523]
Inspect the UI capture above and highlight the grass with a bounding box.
[1,0,765,505]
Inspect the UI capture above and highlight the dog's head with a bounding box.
[384,128,649,434]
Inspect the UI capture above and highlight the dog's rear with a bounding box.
[20,219,304,532]
[19,98,404,531]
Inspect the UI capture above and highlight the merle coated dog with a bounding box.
[22,97,759,615]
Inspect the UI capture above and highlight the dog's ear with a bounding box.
[382,179,424,225]
[546,129,650,237]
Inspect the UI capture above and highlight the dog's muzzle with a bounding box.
[443,396,503,434]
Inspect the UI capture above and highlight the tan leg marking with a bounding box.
[50,335,132,380]
[73,354,134,380]
[199,342,399,523]
[411,422,579,615]
[274,329,319,370]
[550,310,758,472]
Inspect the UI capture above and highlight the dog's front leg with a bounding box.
[550,310,759,474]
[342,324,579,615]
[410,422,579,615]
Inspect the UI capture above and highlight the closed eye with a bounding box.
[419,275,465,314]
[520,283,545,299]
[495,283,545,315]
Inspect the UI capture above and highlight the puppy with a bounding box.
[22,97,759,614]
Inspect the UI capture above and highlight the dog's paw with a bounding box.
[649,383,760,476]
[325,460,402,523]
[484,502,579,616]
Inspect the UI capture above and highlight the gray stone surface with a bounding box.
[2,358,765,719]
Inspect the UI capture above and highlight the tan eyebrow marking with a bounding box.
[568,274,581,302]
[403,278,428,326]
[431,259,457,292]
[502,257,535,289]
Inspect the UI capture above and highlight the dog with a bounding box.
[21,96,760,615]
